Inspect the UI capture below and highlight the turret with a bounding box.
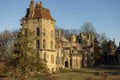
[40,1,42,7]
[28,0,34,18]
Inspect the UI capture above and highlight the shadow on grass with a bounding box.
[54,68,120,80]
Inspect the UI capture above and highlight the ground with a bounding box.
[53,68,120,80]
[1,67,120,80]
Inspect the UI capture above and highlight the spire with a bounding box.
[30,0,34,10]
[35,1,42,8]
[28,0,34,18]
[40,1,42,7]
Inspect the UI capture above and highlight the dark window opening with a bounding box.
[43,39,46,48]
[43,44,45,48]
[24,30,28,36]
[36,39,40,49]
[36,27,40,36]
[65,61,68,67]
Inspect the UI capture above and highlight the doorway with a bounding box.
[65,61,68,67]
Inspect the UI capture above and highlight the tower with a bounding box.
[21,0,56,71]
[71,34,76,43]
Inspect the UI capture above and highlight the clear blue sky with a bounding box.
[0,0,120,45]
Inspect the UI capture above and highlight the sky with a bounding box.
[0,0,120,45]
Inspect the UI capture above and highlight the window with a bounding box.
[76,58,78,67]
[51,55,54,63]
[44,52,46,60]
[43,44,45,48]
[24,29,28,36]
[51,30,53,37]
[74,59,76,67]
[43,28,46,36]
[36,51,40,59]
[51,41,53,49]
[43,39,46,48]
[65,61,68,67]
[87,34,89,40]
[43,39,46,43]
[36,39,40,49]
[56,57,60,65]
[36,27,40,36]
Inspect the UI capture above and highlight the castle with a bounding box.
[21,0,94,71]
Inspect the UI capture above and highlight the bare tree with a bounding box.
[99,33,109,44]
[56,27,79,40]
[80,22,96,34]
[0,30,14,56]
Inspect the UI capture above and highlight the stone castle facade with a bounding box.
[21,0,94,71]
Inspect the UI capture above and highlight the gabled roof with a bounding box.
[23,1,55,21]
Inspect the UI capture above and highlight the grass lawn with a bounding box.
[53,68,120,80]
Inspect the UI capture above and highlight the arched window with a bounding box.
[65,61,68,67]
[43,39,46,48]
[36,39,40,49]
[36,27,40,36]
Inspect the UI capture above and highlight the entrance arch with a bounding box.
[65,61,68,67]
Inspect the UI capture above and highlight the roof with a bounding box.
[23,1,55,21]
